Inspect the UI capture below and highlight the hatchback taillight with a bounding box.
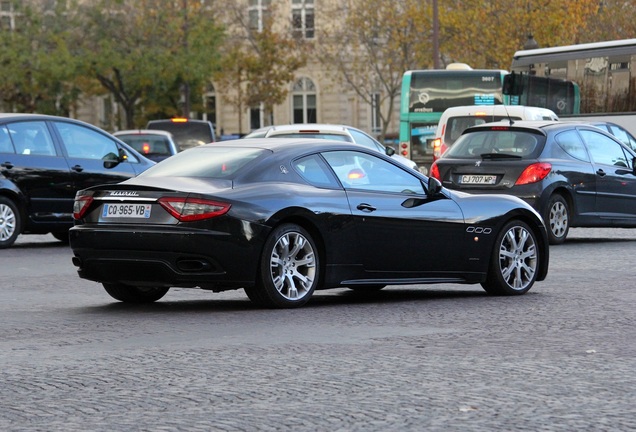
[158,197,231,222]
[430,162,441,180]
[515,162,552,185]
[73,194,93,219]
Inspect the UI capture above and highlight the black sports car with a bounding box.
[69,138,549,308]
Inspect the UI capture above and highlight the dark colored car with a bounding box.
[146,118,216,151]
[0,114,155,248]
[430,120,636,245]
[113,129,179,162]
[69,138,549,308]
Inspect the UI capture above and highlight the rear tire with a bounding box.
[253,223,319,308]
[543,194,569,245]
[481,220,539,296]
[102,283,169,303]
[0,196,20,249]
[52,231,70,243]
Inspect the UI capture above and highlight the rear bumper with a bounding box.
[69,223,269,290]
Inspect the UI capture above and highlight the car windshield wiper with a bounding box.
[480,153,523,160]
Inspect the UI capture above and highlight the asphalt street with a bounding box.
[1,228,635,431]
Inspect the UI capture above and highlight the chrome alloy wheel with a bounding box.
[269,231,316,301]
[0,202,16,241]
[498,225,537,291]
[548,200,568,240]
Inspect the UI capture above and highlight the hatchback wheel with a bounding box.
[544,194,569,245]
[0,197,20,249]
[102,283,169,303]
[481,220,539,296]
[254,223,319,308]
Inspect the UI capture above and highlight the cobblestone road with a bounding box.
[1,229,635,431]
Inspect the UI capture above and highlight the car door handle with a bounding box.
[596,169,606,177]
[357,203,376,212]
[1,161,14,169]
[71,164,84,172]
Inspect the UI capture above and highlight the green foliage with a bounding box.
[73,0,224,128]
[0,1,81,115]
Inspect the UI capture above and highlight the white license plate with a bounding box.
[461,175,497,185]
[102,203,152,218]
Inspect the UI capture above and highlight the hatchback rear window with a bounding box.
[446,130,542,158]
[139,147,267,178]
[147,120,215,150]
[117,134,173,157]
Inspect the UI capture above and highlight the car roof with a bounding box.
[265,124,351,134]
[0,113,93,125]
[114,129,174,137]
[441,105,557,116]
[464,119,560,132]
[199,137,369,153]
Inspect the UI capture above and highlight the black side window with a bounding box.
[555,130,589,162]
[293,154,339,188]
[7,121,56,156]
[0,125,15,154]
[579,129,631,168]
[52,121,138,163]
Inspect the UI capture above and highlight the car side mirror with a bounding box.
[427,177,443,196]
[102,148,128,169]
[633,157,636,175]
[385,146,395,156]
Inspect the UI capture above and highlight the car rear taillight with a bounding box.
[515,162,552,185]
[73,194,93,219]
[430,162,441,180]
[158,197,231,222]
[433,139,447,161]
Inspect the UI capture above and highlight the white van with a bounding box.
[432,105,559,160]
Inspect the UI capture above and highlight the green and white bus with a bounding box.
[398,64,509,171]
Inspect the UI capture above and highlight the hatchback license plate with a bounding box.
[102,203,152,218]
[461,175,497,185]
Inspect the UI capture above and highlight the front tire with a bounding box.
[0,196,20,249]
[253,223,319,308]
[481,220,539,296]
[543,194,569,245]
[102,283,169,303]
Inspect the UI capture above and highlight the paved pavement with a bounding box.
[1,228,635,431]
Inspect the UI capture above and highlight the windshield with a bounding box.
[446,130,543,159]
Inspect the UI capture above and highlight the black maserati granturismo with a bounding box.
[69,138,549,308]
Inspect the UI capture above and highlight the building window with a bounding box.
[371,93,381,134]
[0,0,13,30]
[292,0,314,39]
[204,83,217,132]
[250,104,263,130]
[292,77,316,123]
[248,0,271,32]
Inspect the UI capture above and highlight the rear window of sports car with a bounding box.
[138,147,268,178]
